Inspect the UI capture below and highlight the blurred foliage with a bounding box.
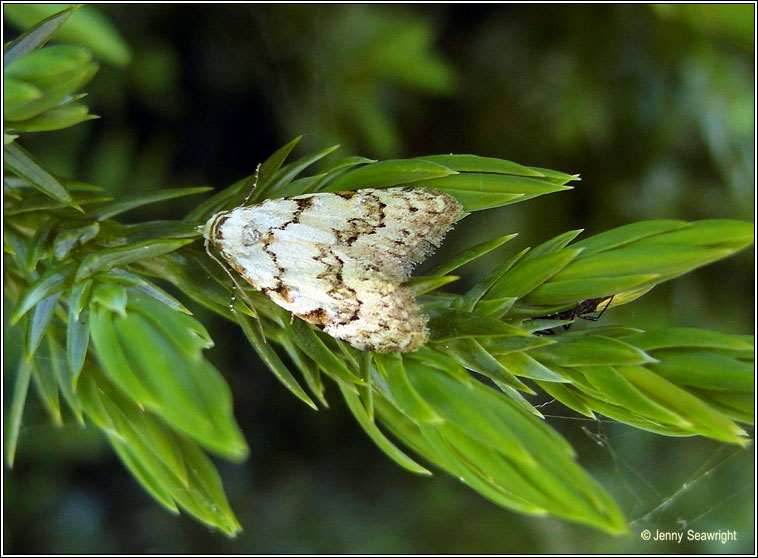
[3,3,754,554]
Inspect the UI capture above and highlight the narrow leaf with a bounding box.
[289,318,362,384]
[4,142,82,210]
[236,312,317,410]
[67,307,89,384]
[427,234,518,277]
[74,239,194,281]
[25,292,61,359]
[427,308,526,341]
[255,144,341,201]
[89,187,212,220]
[3,5,79,68]
[338,381,431,474]
[5,359,34,467]
[374,352,442,423]
[4,4,131,66]
[323,159,457,192]
[416,154,546,177]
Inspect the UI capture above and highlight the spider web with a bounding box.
[539,399,755,553]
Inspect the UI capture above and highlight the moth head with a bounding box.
[198,211,230,244]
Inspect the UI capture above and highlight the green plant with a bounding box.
[4,7,753,538]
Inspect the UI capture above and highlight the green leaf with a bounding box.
[536,381,597,418]
[524,229,585,258]
[89,302,155,403]
[4,142,82,210]
[79,371,240,534]
[90,282,128,316]
[554,245,733,282]
[323,159,457,192]
[4,45,98,121]
[456,248,529,312]
[531,335,657,367]
[288,318,362,384]
[406,274,459,296]
[5,358,34,467]
[67,306,89,384]
[126,295,212,358]
[521,273,659,309]
[32,336,63,424]
[2,5,79,68]
[104,220,200,244]
[496,351,568,382]
[440,337,533,393]
[4,4,131,66]
[416,154,546,177]
[67,278,92,321]
[647,350,752,392]
[472,296,518,317]
[632,219,753,250]
[53,222,100,260]
[338,381,431,475]
[405,347,472,384]
[74,238,194,281]
[47,333,83,423]
[579,366,693,428]
[570,220,689,255]
[24,216,58,270]
[692,390,753,425]
[623,328,753,352]
[484,249,583,301]
[236,312,317,410]
[416,424,547,515]
[374,353,442,423]
[25,292,61,359]
[278,338,328,407]
[90,299,249,460]
[254,144,341,201]
[3,188,109,215]
[88,187,213,220]
[405,362,534,462]
[427,234,518,277]
[136,250,239,318]
[409,376,628,534]
[404,173,573,212]
[6,102,98,132]
[618,365,748,445]
[3,78,42,116]
[479,334,554,355]
[103,269,191,315]
[427,308,529,341]
[258,135,303,187]
[312,156,377,192]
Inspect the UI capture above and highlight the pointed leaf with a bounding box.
[3,6,79,68]
[5,359,34,467]
[323,159,457,192]
[4,142,82,210]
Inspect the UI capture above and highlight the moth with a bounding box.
[202,187,463,352]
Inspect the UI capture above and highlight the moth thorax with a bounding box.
[202,211,231,243]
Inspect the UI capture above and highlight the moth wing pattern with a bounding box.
[205,187,463,352]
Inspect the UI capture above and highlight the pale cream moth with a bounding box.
[202,187,463,352]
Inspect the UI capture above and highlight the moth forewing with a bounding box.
[203,187,463,352]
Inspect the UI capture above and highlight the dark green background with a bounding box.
[4,4,754,553]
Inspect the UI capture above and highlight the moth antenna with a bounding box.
[203,234,267,343]
[241,163,261,207]
[593,295,614,321]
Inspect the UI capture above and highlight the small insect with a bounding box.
[534,296,615,335]
[201,185,463,352]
